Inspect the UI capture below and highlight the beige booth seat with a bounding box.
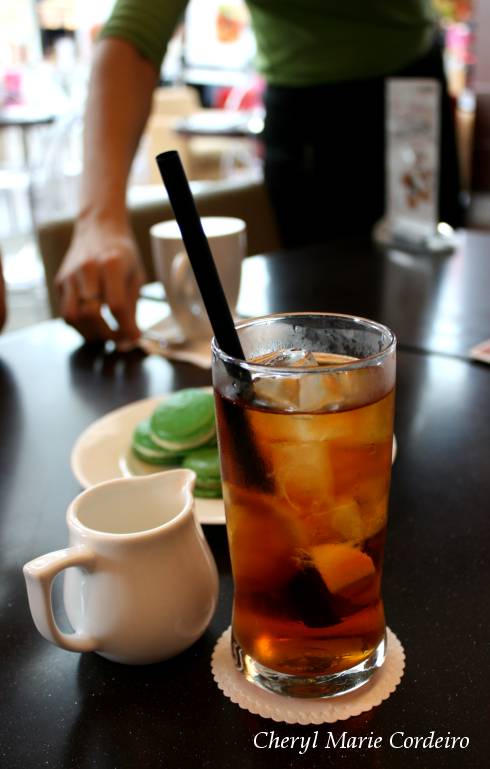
[38,176,280,317]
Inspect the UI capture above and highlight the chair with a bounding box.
[144,86,233,182]
[144,86,200,182]
[37,176,281,316]
[144,85,258,182]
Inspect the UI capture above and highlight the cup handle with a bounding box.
[23,545,97,653]
[171,251,201,312]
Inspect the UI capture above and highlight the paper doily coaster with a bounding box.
[212,627,405,724]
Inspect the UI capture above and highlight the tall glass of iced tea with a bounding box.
[212,313,396,698]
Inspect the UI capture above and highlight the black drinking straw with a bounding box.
[155,150,246,361]
[156,150,272,491]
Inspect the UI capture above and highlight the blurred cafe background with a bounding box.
[0,0,489,333]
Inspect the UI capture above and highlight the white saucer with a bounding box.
[71,390,225,525]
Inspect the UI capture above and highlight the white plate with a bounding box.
[71,392,398,527]
[71,391,225,525]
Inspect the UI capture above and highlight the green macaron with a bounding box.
[150,389,216,452]
[183,446,222,499]
[132,419,184,466]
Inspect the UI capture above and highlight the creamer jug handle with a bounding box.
[23,545,98,653]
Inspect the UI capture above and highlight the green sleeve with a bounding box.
[99,0,189,72]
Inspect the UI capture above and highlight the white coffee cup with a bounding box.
[23,469,219,665]
[150,216,246,340]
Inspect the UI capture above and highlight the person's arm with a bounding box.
[56,38,158,342]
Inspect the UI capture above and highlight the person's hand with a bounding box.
[56,217,145,343]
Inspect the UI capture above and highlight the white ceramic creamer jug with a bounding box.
[23,469,219,664]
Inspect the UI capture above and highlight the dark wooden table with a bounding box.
[0,108,56,132]
[1,236,489,769]
[236,230,490,359]
[173,109,263,138]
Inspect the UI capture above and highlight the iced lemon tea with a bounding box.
[212,314,396,697]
